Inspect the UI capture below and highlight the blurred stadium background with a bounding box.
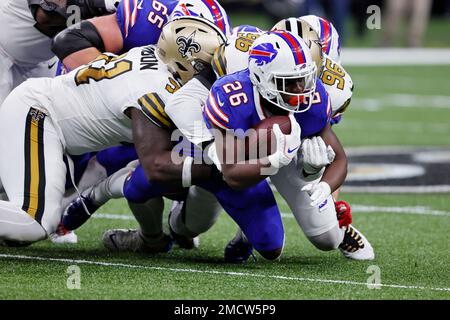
[1,0,449,300]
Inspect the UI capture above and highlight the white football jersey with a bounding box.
[319,53,353,117]
[39,46,179,155]
[212,29,263,78]
[0,0,54,66]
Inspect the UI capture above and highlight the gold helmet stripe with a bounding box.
[212,44,227,78]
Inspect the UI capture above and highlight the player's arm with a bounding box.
[301,123,347,206]
[211,126,274,190]
[129,109,214,188]
[52,14,123,70]
[165,62,217,146]
[29,0,118,27]
[318,124,347,192]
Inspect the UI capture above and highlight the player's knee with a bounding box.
[252,233,284,261]
[257,247,283,261]
[308,228,342,251]
[123,181,150,204]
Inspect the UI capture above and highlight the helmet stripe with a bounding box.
[319,18,332,55]
[201,0,226,34]
[273,31,306,65]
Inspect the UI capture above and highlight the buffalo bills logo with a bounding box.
[249,43,278,66]
[176,32,201,58]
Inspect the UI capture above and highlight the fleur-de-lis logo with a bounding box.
[176,31,201,58]
[29,109,46,122]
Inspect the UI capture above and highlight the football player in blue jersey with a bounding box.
[52,0,231,70]
[203,31,374,260]
[62,18,285,260]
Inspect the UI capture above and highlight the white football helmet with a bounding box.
[299,15,341,62]
[248,31,317,113]
[169,0,232,38]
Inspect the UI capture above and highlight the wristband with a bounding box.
[182,156,194,188]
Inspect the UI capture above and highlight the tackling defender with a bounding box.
[0,43,219,246]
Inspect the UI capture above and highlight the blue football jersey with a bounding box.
[116,0,179,52]
[204,69,331,139]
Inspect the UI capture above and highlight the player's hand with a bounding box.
[268,115,301,169]
[301,181,331,207]
[301,136,336,175]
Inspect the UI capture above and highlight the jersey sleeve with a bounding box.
[137,92,174,130]
[296,80,332,138]
[116,0,178,51]
[204,83,231,131]
[203,73,256,137]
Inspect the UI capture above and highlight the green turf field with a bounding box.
[1,65,449,300]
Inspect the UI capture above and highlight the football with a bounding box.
[246,116,291,159]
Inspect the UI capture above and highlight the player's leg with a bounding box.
[0,86,67,244]
[168,186,222,249]
[101,164,181,253]
[200,179,285,261]
[56,145,139,239]
[271,160,374,260]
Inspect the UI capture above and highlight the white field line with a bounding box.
[341,120,450,134]
[340,185,450,194]
[0,254,449,293]
[92,203,450,224]
[352,95,450,111]
[341,48,450,66]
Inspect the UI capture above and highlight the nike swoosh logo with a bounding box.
[137,0,144,9]
[216,94,225,107]
[48,61,57,69]
[287,146,299,154]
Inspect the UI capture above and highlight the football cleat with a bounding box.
[63,189,100,231]
[168,208,199,250]
[339,225,375,260]
[49,223,78,244]
[169,224,200,250]
[102,229,173,253]
[224,229,255,264]
[335,200,352,228]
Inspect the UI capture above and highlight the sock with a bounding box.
[90,165,133,205]
[128,197,165,240]
[169,200,198,238]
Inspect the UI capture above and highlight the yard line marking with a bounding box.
[341,185,450,193]
[279,205,450,218]
[93,204,450,223]
[352,95,450,110]
[342,48,450,66]
[94,213,135,220]
[1,254,449,293]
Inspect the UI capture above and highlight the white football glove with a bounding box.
[301,136,336,175]
[301,181,331,207]
[205,142,222,172]
[268,115,301,169]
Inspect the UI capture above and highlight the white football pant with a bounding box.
[270,158,344,250]
[0,80,67,243]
